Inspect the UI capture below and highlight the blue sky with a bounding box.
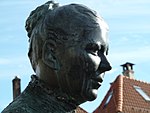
[0,0,150,112]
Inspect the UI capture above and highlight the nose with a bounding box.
[98,53,112,74]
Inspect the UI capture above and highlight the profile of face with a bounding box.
[26,2,111,104]
[54,27,111,102]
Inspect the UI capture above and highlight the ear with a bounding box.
[42,40,60,70]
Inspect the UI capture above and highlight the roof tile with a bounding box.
[93,75,150,113]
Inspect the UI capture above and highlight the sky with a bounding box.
[0,0,150,112]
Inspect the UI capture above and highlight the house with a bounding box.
[93,62,150,113]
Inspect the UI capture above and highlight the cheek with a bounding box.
[66,52,89,91]
[68,51,87,80]
[67,64,85,92]
[87,54,101,71]
[68,64,84,81]
[67,52,100,85]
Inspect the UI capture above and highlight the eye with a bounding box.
[99,46,105,54]
[85,43,100,56]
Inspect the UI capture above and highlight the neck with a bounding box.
[28,75,78,112]
[35,62,59,89]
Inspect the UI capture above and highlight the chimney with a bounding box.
[121,62,135,79]
[12,76,21,100]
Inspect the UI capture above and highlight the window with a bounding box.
[104,91,113,107]
[133,86,150,101]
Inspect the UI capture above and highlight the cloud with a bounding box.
[0,56,33,77]
[99,0,150,14]
[0,56,27,65]
[0,58,11,65]
[109,45,150,64]
[97,0,150,34]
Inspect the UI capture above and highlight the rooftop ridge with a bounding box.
[115,75,123,112]
[120,74,150,85]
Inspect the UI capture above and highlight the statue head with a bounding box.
[25,1,111,104]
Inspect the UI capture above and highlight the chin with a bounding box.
[85,89,98,101]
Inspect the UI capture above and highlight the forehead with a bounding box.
[83,27,108,46]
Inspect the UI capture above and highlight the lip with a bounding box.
[90,73,104,89]
[91,78,102,89]
[91,73,104,83]
[92,80,101,89]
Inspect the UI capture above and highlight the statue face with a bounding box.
[55,27,111,101]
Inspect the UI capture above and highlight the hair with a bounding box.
[25,1,109,71]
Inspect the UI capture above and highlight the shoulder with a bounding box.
[1,99,34,113]
[2,107,30,113]
[2,91,35,113]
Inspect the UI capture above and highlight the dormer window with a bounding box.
[133,86,150,101]
[104,90,113,107]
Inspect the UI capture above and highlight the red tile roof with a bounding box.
[76,107,87,113]
[93,75,150,113]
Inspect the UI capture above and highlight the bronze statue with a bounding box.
[2,1,111,113]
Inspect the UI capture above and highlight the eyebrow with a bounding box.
[85,42,108,55]
[97,43,109,55]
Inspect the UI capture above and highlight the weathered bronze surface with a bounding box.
[2,1,111,113]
